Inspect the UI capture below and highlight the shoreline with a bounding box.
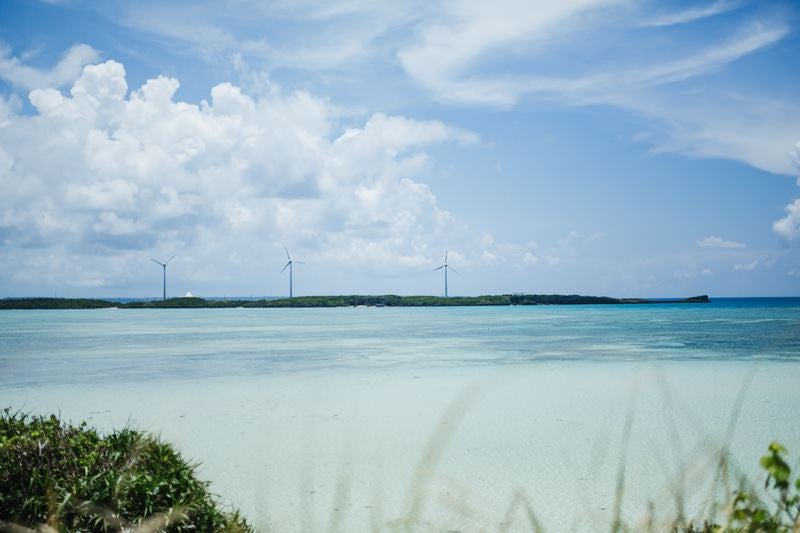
[4,361,799,532]
[0,293,710,309]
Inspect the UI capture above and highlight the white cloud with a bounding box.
[639,0,743,27]
[398,8,787,107]
[91,1,795,177]
[733,259,759,272]
[397,0,619,107]
[773,199,800,242]
[790,142,800,174]
[522,252,539,266]
[773,142,800,242]
[697,235,746,249]
[119,1,415,72]
[0,57,486,287]
[619,22,786,88]
[623,90,799,176]
[0,43,99,91]
[392,4,797,177]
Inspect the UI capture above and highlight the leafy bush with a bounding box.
[684,442,800,532]
[3,406,796,532]
[0,409,251,532]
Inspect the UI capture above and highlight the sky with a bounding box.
[0,0,798,298]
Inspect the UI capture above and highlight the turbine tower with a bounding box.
[433,250,457,297]
[281,247,305,298]
[151,256,175,301]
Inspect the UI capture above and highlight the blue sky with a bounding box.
[0,0,798,298]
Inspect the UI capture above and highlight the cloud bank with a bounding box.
[0,59,486,289]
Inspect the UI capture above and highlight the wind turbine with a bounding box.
[281,247,305,298]
[151,256,175,301]
[433,250,457,297]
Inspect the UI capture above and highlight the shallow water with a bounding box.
[2,298,800,531]
[2,298,799,389]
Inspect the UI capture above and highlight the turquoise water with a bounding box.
[1,298,799,388]
[2,298,800,532]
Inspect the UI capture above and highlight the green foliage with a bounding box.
[124,297,222,309]
[0,409,251,532]
[1,408,796,532]
[683,442,800,532]
[0,298,115,310]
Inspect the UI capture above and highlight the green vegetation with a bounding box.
[0,298,117,310]
[0,294,710,309]
[0,409,250,533]
[684,442,800,532]
[2,407,797,532]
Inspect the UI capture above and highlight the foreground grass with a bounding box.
[681,441,800,532]
[1,408,798,532]
[0,409,250,533]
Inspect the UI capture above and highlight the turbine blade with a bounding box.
[281,261,291,273]
[433,265,444,271]
[151,258,163,266]
[448,266,458,274]
[445,250,448,262]
[294,260,306,265]
[285,247,291,260]
[166,255,175,264]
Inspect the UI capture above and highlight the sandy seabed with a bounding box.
[5,362,800,532]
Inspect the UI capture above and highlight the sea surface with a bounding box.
[2,297,800,531]
[1,297,799,389]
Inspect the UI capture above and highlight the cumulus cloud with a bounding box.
[697,235,746,249]
[0,43,99,90]
[790,142,800,174]
[773,142,800,242]
[773,199,800,242]
[0,57,484,288]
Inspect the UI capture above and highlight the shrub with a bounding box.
[683,442,800,532]
[0,409,251,532]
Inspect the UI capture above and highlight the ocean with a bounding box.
[2,298,799,531]
[2,297,799,388]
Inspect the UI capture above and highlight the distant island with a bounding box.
[0,294,709,309]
